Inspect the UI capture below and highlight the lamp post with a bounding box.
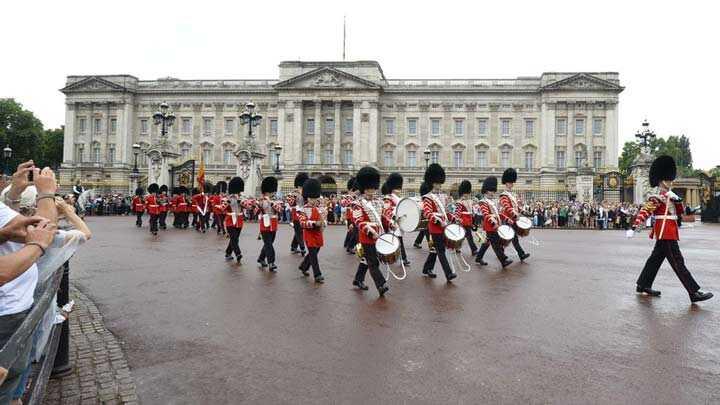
[424,148,431,168]
[128,143,141,193]
[153,102,176,138]
[2,145,11,178]
[132,143,141,174]
[635,119,656,151]
[239,101,263,138]
[274,145,282,173]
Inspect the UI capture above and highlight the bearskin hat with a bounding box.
[147,183,159,194]
[215,181,227,193]
[203,181,214,194]
[386,172,403,192]
[261,176,278,194]
[192,187,199,195]
[424,163,446,185]
[294,172,309,188]
[135,187,145,196]
[649,155,677,187]
[228,177,244,194]
[458,180,472,196]
[419,181,431,196]
[159,185,168,194]
[381,182,391,196]
[481,176,498,194]
[302,178,321,198]
[346,176,357,192]
[356,166,381,192]
[501,168,518,184]
[178,186,188,195]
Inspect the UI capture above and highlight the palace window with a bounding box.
[501,119,511,137]
[407,150,417,167]
[593,118,603,135]
[203,118,213,135]
[223,148,234,165]
[384,150,394,167]
[74,144,84,162]
[556,118,567,135]
[306,118,315,135]
[525,151,534,170]
[454,119,464,136]
[305,149,315,164]
[575,119,585,135]
[182,118,192,134]
[385,119,395,136]
[270,119,278,136]
[344,118,353,135]
[270,151,279,168]
[525,119,534,137]
[325,118,334,135]
[430,150,439,164]
[94,118,102,134]
[107,144,115,162]
[453,151,463,168]
[575,150,585,167]
[476,150,487,167]
[110,118,117,134]
[225,119,235,135]
[594,150,603,169]
[324,148,334,164]
[501,150,510,167]
[203,146,213,163]
[431,119,441,136]
[181,144,191,160]
[140,119,148,135]
[407,118,417,136]
[78,118,87,135]
[556,150,566,169]
[477,119,487,136]
[92,144,101,162]
[343,149,352,164]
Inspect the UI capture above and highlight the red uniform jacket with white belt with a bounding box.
[131,196,145,213]
[478,198,501,233]
[256,196,284,233]
[341,195,356,222]
[498,191,520,225]
[144,195,159,216]
[171,195,188,213]
[422,192,455,235]
[454,198,475,227]
[381,194,401,231]
[209,195,224,216]
[286,192,303,222]
[298,204,324,247]
[633,191,683,240]
[158,194,169,213]
[352,197,387,245]
[223,197,246,229]
[192,193,210,215]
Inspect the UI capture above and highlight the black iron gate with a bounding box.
[594,171,624,202]
[170,160,195,194]
[699,173,719,223]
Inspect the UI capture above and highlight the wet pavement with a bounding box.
[69,217,720,404]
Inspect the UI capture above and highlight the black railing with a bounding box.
[0,261,70,404]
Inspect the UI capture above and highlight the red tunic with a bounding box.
[256,196,283,233]
[381,194,400,231]
[144,195,160,215]
[478,199,500,232]
[422,193,455,235]
[352,197,387,245]
[171,195,188,213]
[298,204,324,247]
[192,193,210,215]
[454,198,474,227]
[633,191,683,240]
[131,196,145,213]
[158,194,169,213]
[223,197,245,229]
[286,192,303,222]
[498,192,519,225]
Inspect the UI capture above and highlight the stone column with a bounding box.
[313,100,321,165]
[277,102,286,169]
[352,100,362,166]
[605,102,619,169]
[63,102,76,163]
[630,151,654,205]
[333,100,341,165]
[294,101,303,165]
[368,101,379,165]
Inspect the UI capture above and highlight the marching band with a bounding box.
[129,155,712,303]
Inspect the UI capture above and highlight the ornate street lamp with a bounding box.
[239,101,263,139]
[274,145,282,173]
[153,102,176,138]
[132,143,141,174]
[2,145,11,177]
[424,148,431,168]
[635,119,656,150]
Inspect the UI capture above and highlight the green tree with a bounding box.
[618,134,694,177]
[38,127,64,169]
[0,98,44,172]
[618,141,641,175]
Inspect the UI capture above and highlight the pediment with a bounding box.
[542,73,623,92]
[61,76,129,93]
[274,67,383,90]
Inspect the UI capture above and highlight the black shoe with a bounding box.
[475,256,488,266]
[346,250,354,255]
[236,256,242,264]
[257,235,261,240]
[291,249,298,254]
[413,243,421,249]
[353,280,369,290]
[690,291,713,303]
[269,264,277,272]
[471,250,478,256]
[636,285,661,296]
[446,273,458,282]
[315,276,325,284]
[519,253,530,261]
[299,266,309,276]
[152,231,158,236]
[258,259,268,268]
[225,255,233,261]
[501,259,513,268]
[300,250,307,257]
[422,269,437,279]
[403,260,411,266]
[378,284,389,297]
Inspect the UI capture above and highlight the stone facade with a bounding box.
[59,61,623,194]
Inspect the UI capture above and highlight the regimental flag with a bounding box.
[197,153,205,193]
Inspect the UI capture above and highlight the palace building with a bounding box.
[59,60,623,197]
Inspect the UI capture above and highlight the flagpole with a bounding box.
[343,15,346,61]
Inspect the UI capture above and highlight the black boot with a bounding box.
[475,256,488,265]
[636,285,661,296]
[269,263,277,272]
[519,252,530,261]
[353,280,369,290]
[501,259,513,268]
[446,273,458,282]
[690,291,713,303]
[378,284,389,297]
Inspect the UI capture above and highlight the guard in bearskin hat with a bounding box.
[475,176,512,267]
[172,186,190,229]
[382,172,409,265]
[224,177,246,263]
[413,181,433,249]
[420,163,457,281]
[629,155,713,302]
[256,176,283,271]
[211,181,228,235]
[297,178,326,283]
[158,185,170,230]
[192,182,213,233]
[342,176,359,254]
[145,183,160,235]
[498,168,530,262]
[455,180,478,256]
[349,166,390,296]
[287,172,309,256]
[132,187,145,228]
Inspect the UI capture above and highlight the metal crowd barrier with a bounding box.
[0,261,71,404]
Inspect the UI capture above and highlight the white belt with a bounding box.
[656,215,677,220]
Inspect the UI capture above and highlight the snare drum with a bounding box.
[375,233,401,264]
[443,223,466,250]
[515,216,532,237]
[497,225,515,247]
[396,197,423,233]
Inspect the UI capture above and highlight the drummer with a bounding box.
[499,168,530,262]
[420,163,457,282]
[382,173,410,266]
[475,176,513,268]
[454,180,478,256]
[351,166,390,296]
[342,177,358,255]
[412,181,432,250]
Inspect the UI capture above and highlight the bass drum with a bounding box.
[375,233,401,264]
[396,197,423,233]
[515,216,532,237]
[443,223,466,250]
[497,225,515,247]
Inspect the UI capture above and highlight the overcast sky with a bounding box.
[2,0,718,169]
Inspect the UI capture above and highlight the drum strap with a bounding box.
[429,193,447,222]
[362,198,385,234]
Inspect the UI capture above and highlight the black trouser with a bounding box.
[463,225,478,254]
[258,231,276,264]
[0,310,31,402]
[414,229,427,246]
[172,211,180,228]
[343,223,354,250]
[159,211,168,229]
[215,214,226,234]
[398,236,408,262]
[226,226,242,258]
[291,220,306,252]
[149,214,159,234]
[196,212,210,232]
[300,246,322,277]
[637,239,700,294]
[135,211,143,227]
[191,212,198,227]
[510,225,526,257]
[476,231,508,263]
[422,233,454,279]
[355,243,387,290]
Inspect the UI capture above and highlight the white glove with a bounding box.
[625,229,635,238]
[666,190,682,202]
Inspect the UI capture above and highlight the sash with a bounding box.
[362,198,385,234]
[428,192,448,223]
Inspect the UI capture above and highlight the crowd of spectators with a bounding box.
[519,200,644,230]
[0,160,92,404]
